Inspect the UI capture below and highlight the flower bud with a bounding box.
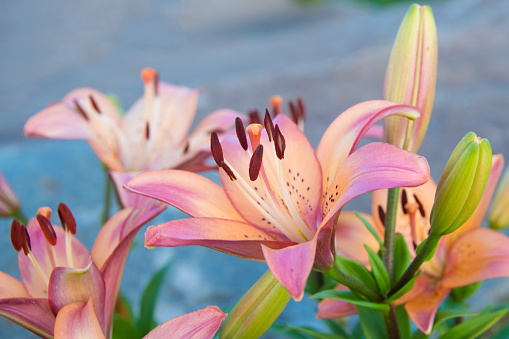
[383,4,437,153]
[489,167,509,230]
[0,171,20,218]
[220,270,290,339]
[430,132,492,236]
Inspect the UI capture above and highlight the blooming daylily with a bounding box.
[126,100,430,301]
[319,155,509,334]
[0,170,20,218]
[0,202,165,338]
[54,301,227,339]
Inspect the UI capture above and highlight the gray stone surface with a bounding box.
[1,0,509,337]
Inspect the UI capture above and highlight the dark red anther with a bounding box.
[183,142,190,154]
[274,125,286,160]
[289,101,299,125]
[36,214,57,246]
[297,97,306,120]
[248,109,261,125]
[264,109,275,142]
[249,145,264,181]
[89,95,101,113]
[10,219,23,252]
[74,100,89,121]
[21,225,31,256]
[235,117,248,151]
[145,122,150,140]
[221,163,237,181]
[58,203,77,235]
[210,132,224,166]
[154,72,159,97]
[378,205,386,226]
[413,194,426,217]
[401,189,408,214]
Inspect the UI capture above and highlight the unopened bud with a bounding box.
[430,132,492,236]
[489,167,509,230]
[0,171,20,218]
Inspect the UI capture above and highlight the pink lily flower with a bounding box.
[126,100,430,301]
[0,202,165,338]
[0,170,20,218]
[319,155,508,334]
[54,300,226,339]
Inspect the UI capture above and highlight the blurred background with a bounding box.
[1,0,509,337]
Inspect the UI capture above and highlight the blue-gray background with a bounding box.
[1,0,509,337]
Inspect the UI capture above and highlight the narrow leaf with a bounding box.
[287,325,350,339]
[386,271,422,303]
[392,234,411,282]
[396,305,412,339]
[311,290,389,312]
[440,309,508,339]
[355,211,384,250]
[365,246,391,294]
[357,306,388,339]
[336,256,379,293]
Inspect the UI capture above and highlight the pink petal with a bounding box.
[110,171,166,210]
[262,239,317,301]
[316,101,420,196]
[143,306,227,339]
[145,218,293,261]
[0,272,29,298]
[322,142,430,226]
[0,298,55,338]
[54,296,106,339]
[443,228,509,288]
[48,261,106,332]
[125,170,243,220]
[404,275,449,334]
[316,285,358,319]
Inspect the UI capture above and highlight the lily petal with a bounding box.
[110,171,166,210]
[261,239,317,301]
[143,306,227,339]
[0,298,55,338]
[0,272,29,298]
[443,228,509,288]
[145,218,292,261]
[316,285,358,319]
[125,170,243,220]
[54,296,106,339]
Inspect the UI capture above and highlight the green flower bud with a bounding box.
[430,132,492,236]
[220,270,290,339]
[489,167,509,230]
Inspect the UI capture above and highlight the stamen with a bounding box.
[274,125,286,160]
[58,203,76,268]
[89,95,101,113]
[413,194,426,217]
[36,214,57,246]
[10,219,23,252]
[221,163,237,181]
[183,142,190,154]
[21,225,31,255]
[248,109,261,125]
[264,110,275,142]
[74,100,89,121]
[21,225,50,284]
[210,132,224,166]
[401,189,408,214]
[235,117,248,151]
[249,145,264,181]
[145,122,150,140]
[289,101,299,124]
[270,95,283,116]
[297,97,306,120]
[378,205,386,225]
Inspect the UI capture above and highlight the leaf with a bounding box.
[396,305,411,339]
[322,319,353,339]
[268,323,313,339]
[357,306,388,339]
[439,309,508,339]
[335,256,379,292]
[385,271,422,303]
[311,290,389,312]
[450,282,482,303]
[392,234,411,282]
[365,246,390,294]
[137,261,172,334]
[355,211,385,251]
[287,325,350,339]
[112,316,144,339]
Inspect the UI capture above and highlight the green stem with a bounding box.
[388,233,440,297]
[383,305,401,339]
[12,208,28,225]
[326,265,384,302]
[383,188,400,281]
[101,172,113,225]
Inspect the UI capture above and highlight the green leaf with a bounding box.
[439,309,508,339]
[311,290,389,312]
[385,271,422,303]
[396,305,411,339]
[392,234,411,282]
[112,316,144,339]
[137,261,172,334]
[357,306,388,339]
[355,211,385,251]
[335,256,379,292]
[450,282,482,303]
[268,323,314,339]
[287,325,350,339]
[365,246,390,294]
[322,319,353,339]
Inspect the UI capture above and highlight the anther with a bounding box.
[289,101,299,124]
[21,225,31,256]
[183,142,190,154]
[145,122,150,140]
[58,203,76,235]
[264,110,275,142]
[401,189,408,214]
[274,125,286,160]
[297,97,306,120]
[413,194,426,217]
[378,205,386,226]
[36,214,57,246]
[210,132,224,166]
[249,145,264,181]
[235,117,248,151]
[10,219,23,252]
[248,109,261,125]
[222,163,237,181]
[89,95,101,113]
[74,100,89,121]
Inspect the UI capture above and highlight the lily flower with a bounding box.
[0,170,21,218]
[319,155,508,334]
[126,100,430,301]
[0,202,165,338]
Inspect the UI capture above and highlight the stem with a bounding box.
[326,265,384,302]
[383,187,400,282]
[388,233,440,297]
[101,172,113,225]
[383,305,401,339]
